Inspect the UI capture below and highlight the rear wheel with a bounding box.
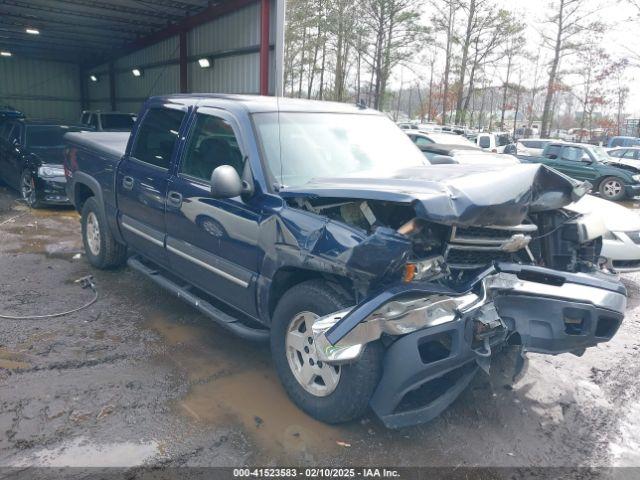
[20,170,42,208]
[270,280,384,424]
[598,176,625,201]
[81,196,127,269]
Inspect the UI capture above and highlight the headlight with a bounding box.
[37,166,65,178]
[632,174,640,182]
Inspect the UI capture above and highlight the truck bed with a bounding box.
[64,131,128,159]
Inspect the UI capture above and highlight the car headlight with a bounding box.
[632,174,640,183]
[37,165,65,178]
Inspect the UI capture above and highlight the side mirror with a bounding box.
[210,165,242,198]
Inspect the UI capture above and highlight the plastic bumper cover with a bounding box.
[36,176,69,204]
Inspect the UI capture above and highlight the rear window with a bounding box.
[101,113,136,130]
[26,126,83,147]
[131,108,185,169]
[545,145,562,158]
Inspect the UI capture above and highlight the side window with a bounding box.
[131,108,185,169]
[180,113,243,181]
[609,149,624,158]
[89,115,99,130]
[414,136,433,147]
[81,113,90,125]
[545,145,561,159]
[0,122,13,140]
[479,136,491,149]
[622,150,636,159]
[8,124,21,144]
[561,146,583,162]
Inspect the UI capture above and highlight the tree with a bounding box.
[539,0,604,137]
[430,0,456,124]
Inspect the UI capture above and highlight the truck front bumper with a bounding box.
[314,263,626,428]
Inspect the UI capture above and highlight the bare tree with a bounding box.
[539,0,604,137]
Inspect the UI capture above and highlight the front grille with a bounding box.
[445,225,536,270]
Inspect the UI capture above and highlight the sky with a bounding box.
[399,0,640,116]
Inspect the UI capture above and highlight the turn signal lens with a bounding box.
[403,263,416,283]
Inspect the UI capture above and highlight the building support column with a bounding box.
[108,62,116,111]
[259,0,270,95]
[79,65,89,111]
[180,30,188,93]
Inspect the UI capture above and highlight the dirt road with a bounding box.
[1,185,639,473]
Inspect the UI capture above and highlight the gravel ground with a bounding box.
[1,185,639,476]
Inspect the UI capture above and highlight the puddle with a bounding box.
[610,401,640,466]
[147,314,343,463]
[11,437,159,467]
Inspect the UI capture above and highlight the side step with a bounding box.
[127,256,269,343]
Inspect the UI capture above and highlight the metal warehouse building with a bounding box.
[0,0,285,121]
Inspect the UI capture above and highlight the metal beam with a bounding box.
[45,0,178,21]
[259,0,269,95]
[179,30,188,93]
[0,17,138,41]
[109,62,116,111]
[0,27,110,48]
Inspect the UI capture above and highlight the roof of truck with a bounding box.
[148,94,381,115]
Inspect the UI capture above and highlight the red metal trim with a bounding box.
[179,30,188,93]
[259,0,270,95]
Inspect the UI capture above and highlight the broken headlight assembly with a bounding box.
[38,165,65,178]
[312,290,481,364]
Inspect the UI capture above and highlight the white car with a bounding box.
[406,131,478,148]
[567,194,640,272]
[517,139,552,157]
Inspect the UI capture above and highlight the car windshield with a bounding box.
[586,145,611,162]
[426,132,476,147]
[101,114,136,130]
[26,125,82,148]
[252,112,427,187]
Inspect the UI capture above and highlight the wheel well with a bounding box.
[267,267,354,320]
[74,183,94,212]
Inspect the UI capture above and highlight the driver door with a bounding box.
[165,107,261,317]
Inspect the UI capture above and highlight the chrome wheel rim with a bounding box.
[21,173,35,205]
[603,180,623,198]
[86,212,101,256]
[285,311,341,397]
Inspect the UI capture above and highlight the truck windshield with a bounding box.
[101,114,136,130]
[252,112,426,187]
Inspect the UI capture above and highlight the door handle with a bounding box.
[167,191,183,207]
[122,176,134,190]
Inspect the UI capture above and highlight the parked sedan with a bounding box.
[608,147,640,161]
[567,195,640,272]
[406,131,478,148]
[0,119,89,207]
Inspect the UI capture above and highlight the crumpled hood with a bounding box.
[281,163,587,227]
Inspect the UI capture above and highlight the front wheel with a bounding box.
[270,279,383,424]
[81,196,127,269]
[20,170,42,208]
[598,176,626,201]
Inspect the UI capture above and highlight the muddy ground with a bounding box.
[1,184,640,475]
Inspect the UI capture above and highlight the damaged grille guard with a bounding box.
[312,263,627,364]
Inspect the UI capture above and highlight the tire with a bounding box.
[20,170,43,209]
[81,196,127,269]
[270,279,384,424]
[598,176,626,201]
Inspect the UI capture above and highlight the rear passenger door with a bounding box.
[165,108,261,317]
[553,146,598,182]
[116,107,186,267]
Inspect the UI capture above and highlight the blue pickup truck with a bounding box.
[64,94,627,428]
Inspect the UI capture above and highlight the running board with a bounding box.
[127,256,269,342]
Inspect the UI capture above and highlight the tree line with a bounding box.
[284,0,635,138]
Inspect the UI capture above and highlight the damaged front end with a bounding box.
[279,163,626,428]
[312,263,626,428]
